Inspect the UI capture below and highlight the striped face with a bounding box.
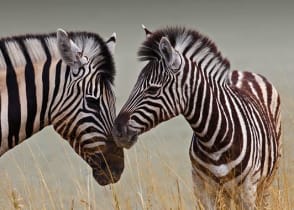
[113,29,189,149]
[54,29,124,185]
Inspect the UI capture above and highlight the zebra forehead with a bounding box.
[72,36,102,59]
[138,26,220,61]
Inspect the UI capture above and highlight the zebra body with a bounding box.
[0,29,124,185]
[112,26,281,209]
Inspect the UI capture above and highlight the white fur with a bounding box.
[175,33,192,53]
[24,38,47,64]
[106,32,116,54]
[0,50,7,70]
[5,41,26,69]
[83,141,106,149]
[45,37,59,58]
[0,71,8,155]
[73,36,102,62]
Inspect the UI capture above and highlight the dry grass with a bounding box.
[0,141,292,210]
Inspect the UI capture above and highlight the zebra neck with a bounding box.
[183,67,233,151]
[0,56,65,156]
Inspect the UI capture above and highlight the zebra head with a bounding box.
[55,29,124,185]
[113,26,190,149]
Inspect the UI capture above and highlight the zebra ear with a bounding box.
[142,24,152,37]
[159,37,181,71]
[105,32,116,54]
[57,28,88,67]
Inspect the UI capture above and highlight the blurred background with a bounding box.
[0,0,293,209]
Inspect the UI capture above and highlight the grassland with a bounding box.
[0,135,292,210]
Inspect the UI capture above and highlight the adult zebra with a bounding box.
[0,29,124,185]
[112,26,281,209]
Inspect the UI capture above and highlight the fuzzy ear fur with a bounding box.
[57,28,88,67]
[159,37,181,71]
[142,24,152,37]
[105,32,116,54]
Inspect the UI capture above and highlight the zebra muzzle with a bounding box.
[112,112,138,149]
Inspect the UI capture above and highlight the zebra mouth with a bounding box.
[92,168,121,186]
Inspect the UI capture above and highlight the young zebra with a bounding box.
[112,26,281,209]
[0,29,124,185]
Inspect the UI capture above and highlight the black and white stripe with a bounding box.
[113,26,281,209]
[0,29,124,185]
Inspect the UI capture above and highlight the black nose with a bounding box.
[93,168,122,186]
[112,112,130,138]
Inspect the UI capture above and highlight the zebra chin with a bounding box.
[86,144,125,186]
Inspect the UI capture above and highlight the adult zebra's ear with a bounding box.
[105,32,116,55]
[57,28,88,67]
[142,24,152,37]
[159,37,181,72]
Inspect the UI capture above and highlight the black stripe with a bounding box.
[48,60,62,122]
[15,38,37,138]
[39,38,51,130]
[51,66,71,121]
[0,41,21,147]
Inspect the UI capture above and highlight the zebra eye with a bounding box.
[85,96,100,111]
[145,85,161,95]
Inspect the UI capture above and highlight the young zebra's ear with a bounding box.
[57,28,88,67]
[142,24,152,37]
[105,32,116,55]
[159,37,181,71]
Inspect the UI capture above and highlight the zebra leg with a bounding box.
[256,181,271,210]
[192,168,217,210]
[260,189,270,210]
[236,181,258,210]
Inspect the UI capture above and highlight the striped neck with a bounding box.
[183,62,235,153]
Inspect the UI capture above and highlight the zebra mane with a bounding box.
[0,31,115,84]
[138,26,230,83]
